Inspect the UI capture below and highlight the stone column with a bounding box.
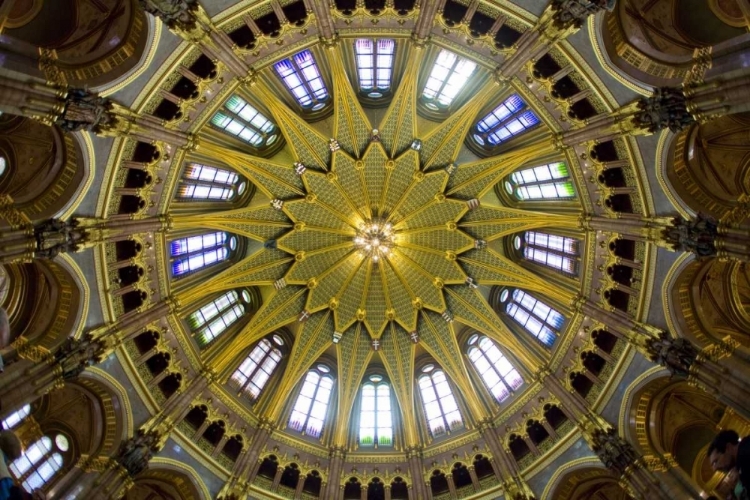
[295,472,306,498]
[271,465,284,490]
[405,446,428,500]
[467,465,480,490]
[478,421,535,500]
[445,473,457,498]
[325,446,345,500]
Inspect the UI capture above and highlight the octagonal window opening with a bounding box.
[211,95,276,147]
[473,94,540,146]
[467,335,523,403]
[230,338,283,400]
[422,49,476,110]
[170,231,235,277]
[289,367,335,438]
[188,290,247,347]
[507,162,575,201]
[275,50,329,110]
[355,39,395,96]
[504,289,563,347]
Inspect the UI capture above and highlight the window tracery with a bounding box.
[188,289,252,347]
[355,39,395,98]
[289,365,334,438]
[230,337,284,399]
[504,162,575,200]
[358,375,393,447]
[498,289,564,347]
[274,50,329,111]
[422,49,476,110]
[1,404,30,429]
[9,434,67,493]
[177,162,247,201]
[467,334,523,402]
[169,231,236,277]
[418,365,463,437]
[515,231,580,276]
[473,94,540,146]
[211,95,278,147]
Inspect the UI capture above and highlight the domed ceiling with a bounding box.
[92,0,656,496]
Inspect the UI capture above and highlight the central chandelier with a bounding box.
[354,219,395,263]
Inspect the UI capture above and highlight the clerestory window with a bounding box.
[230,336,284,399]
[1,404,31,429]
[177,162,247,201]
[188,289,253,347]
[504,162,575,200]
[355,39,395,98]
[211,95,278,147]
[515,231,580,276]
[418,365,463,437]
[422,49,476,110]
[473,94,540,146]
[467,334,523,402]
[169,231,236,277]
[289,364,334,438]
[274,50,329,111]
[499,289,564,347]
[359,375,393,447]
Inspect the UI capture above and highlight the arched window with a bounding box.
[211,95,278,147]
[230,336,284,399]
[289,364,334,438]
[515,231,580,275]
[10,434,68,493]
[504,162,575,200]
[417,365,463,437]
[274,50,329,111]
[355,39,395,98]
[359,375,393,447]
[467,334,522,402]
[1,404,30,429]
[499,289,564,347]
[188,289,251,347]
[422,49,476,110]
[177,162,248,201]
[169,231,236,277]
[473,94,540,146]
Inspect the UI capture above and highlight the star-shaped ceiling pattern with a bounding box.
[176,44,580,379]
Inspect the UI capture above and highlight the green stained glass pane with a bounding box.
[226,95,245,112]
[550,162,568,178]
[212,113,231,128]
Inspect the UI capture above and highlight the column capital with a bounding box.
[548,0,616,32]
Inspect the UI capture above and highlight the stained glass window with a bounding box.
[501,289,564,347]
[211,95,277,146]
[289,365,334,438]
[474,94,540,146]
[418,367,463,437]
[359,377,393,447]
[505,162,575,200]
[467,335,523,402]
[9,435,66,493]
[177,163,246,201]
[169,231,235,277]
[1,404,30,429]
[422,49,477,110]
[231,338,283,399]
[355,39,395,97]
[188,290,247,347]
[274,50,329,110]
[517,231,579,275]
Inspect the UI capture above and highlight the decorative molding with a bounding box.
[661,252,695,340]
[55,252,90,341]
[655,129,692,218]
[540,456,604,500]
[58,131,95,220]
[149,456,212,500]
